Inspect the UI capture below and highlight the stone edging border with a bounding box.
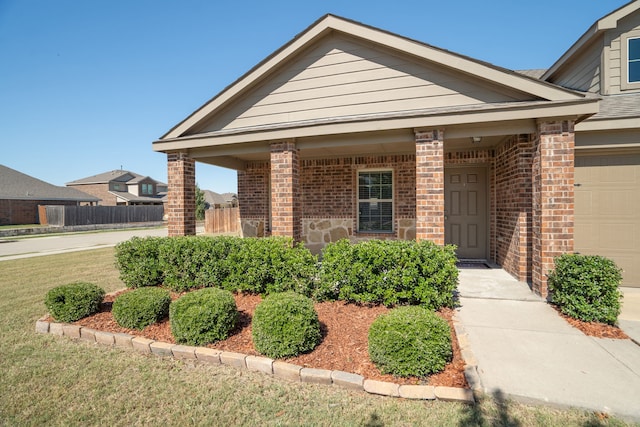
[35,310,478,404]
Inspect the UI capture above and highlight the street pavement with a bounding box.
[456,268,640,421]
[0,227,168,261]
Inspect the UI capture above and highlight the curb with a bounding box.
[35,316,475,404]
[452,312,484,399]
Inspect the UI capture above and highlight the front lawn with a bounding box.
[0,248,633,426]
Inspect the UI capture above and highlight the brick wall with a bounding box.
[415,130,445,244]
[66,183,116,205]
[167,152,196,236]
[0,199,77,225]
[531,120,575,297]
[493,135,534,282]
[238,161,270,222]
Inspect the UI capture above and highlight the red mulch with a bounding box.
[71,291,468,387]
[552,307,629,339]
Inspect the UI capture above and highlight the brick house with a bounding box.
[153,3,640,295]
[0,164,99,225]
[66,170,166,206]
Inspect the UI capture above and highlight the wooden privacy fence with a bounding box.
[205,207,239,234]
[40,205,164,226]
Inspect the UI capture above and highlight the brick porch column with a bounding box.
[415,129,445,244]
[531,120,575,297]
[167,152,196,236]
[270,141,301,241]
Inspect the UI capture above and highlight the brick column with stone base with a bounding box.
[415,130,445,245]
[531,120,575,297]
[167,152,196,236]
[270,141,301,241]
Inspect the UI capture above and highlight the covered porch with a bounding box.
[153,15,598,296]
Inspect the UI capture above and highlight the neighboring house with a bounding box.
[203,190,238,209]
[0,164,99,225]
[66,170,166,206]
[152,3,640,295]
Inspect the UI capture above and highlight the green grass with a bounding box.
[0,248,636,426]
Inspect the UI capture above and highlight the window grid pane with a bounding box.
[358,171,393,232]
[629,38,640,83]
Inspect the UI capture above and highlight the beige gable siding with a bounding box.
[549,40,602,93]
[193,34,528,135]
[607,12,640,94]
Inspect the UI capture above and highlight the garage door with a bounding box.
[575,154,640,287]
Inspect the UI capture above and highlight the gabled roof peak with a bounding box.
[159,13,587,141]
[543,0,640,79]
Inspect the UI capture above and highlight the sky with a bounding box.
[0,1,630,194]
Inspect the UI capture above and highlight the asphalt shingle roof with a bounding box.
[0,164,100,201]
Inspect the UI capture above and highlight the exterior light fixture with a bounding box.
[471,136,482,144]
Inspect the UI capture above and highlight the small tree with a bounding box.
[195,184,206,221]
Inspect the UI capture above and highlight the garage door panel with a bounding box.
[575,154,640,287]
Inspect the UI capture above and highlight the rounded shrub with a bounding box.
[170,288,238,345]
[252,292,322,358]
[368,306,452,377]
[115,236,164,288]
[548,254,623,325]
[44,282,105,323]
[112,287,171,330]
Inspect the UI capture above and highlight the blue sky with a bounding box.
[0,1,628,193]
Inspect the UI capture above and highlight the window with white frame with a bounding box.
[628,37,640,83]
[358,170,393,232]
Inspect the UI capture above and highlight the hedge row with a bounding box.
[115,236,458,309]
[115,236,317,295]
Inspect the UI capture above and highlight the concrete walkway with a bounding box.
[456,268,640,421]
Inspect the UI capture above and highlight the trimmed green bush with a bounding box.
[170,288,238,345]
[548,254,623,325]
[316,239,458,309]
[252,292,322,358]
[222,237,318,296]
[44,282,105,323]
[112,287,171,330]
[368,306,452,377]
[115,236,164,288]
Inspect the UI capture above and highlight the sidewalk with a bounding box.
[456,268,640,421]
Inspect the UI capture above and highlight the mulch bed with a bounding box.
[552,306,629,339]
[71,290,468,388]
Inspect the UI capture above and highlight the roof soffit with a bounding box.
[161,14,586,141]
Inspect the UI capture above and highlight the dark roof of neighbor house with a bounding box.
[0,164,100,202]
[66,169,166,186]
[203,190,237,207]
[109,190,165,204]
